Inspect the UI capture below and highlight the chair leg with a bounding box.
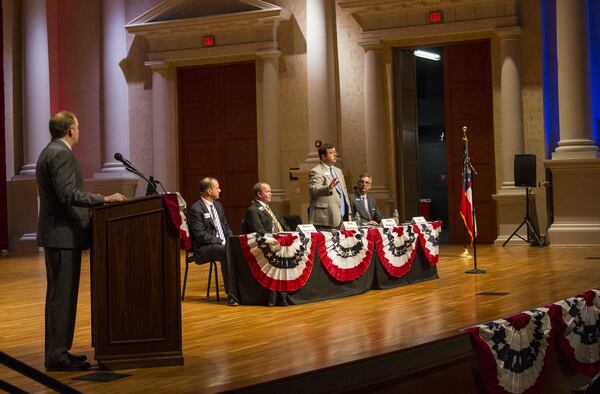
[207,263,213,298]
[182,261,189,301]
[214,261,220,302]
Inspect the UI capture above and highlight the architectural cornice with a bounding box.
[126,0,290,40]
[337,0,519,42]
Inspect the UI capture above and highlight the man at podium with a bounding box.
[36,111,126,371]
[188,177,237,306]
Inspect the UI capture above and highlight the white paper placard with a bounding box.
[341,221,359,231]
[381,218,398,228]
[296,224,317,234]
[411,216,427,224]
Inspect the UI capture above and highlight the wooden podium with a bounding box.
[91,195,183,369]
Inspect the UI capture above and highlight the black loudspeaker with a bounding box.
[514,154,536,187]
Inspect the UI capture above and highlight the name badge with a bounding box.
[296,224,317,234]
[341,221,359,231]
[258,206,265,211]
[203,213,211,219]
[381,218,397,228]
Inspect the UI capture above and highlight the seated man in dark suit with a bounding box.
[188,177,237,306]
[244,182,290,234]
[349,173,382,226]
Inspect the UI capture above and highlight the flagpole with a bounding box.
[463,126,485,274]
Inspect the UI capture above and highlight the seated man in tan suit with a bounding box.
[308,143,352,229]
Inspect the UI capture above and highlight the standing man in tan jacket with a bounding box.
[308,143,352,229]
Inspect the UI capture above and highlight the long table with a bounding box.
[225,224,441,306]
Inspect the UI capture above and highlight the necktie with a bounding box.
[265,205,284,233]
[361,196,371,219]
[329,167,346,217]
[210,204,226,241]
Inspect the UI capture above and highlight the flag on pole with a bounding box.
[460,132,477,244]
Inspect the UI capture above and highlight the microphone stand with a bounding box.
[124,166,159,195]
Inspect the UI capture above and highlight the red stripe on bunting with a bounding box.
[371,228,416,278]
[313,230,373,282]
[239,234,314,292]
[415,221,442,265]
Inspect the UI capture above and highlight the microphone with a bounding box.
[114,152,135,170]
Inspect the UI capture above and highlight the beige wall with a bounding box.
[2,0,550,219]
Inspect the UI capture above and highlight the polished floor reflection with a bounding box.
[1,244,599,393]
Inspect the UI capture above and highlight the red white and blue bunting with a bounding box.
[549,289,600,378]
[239,232,314,292]
[372,226,418,278]
[314,229,373,281]
[163,192,192,249]
[468,308,551,394]
[413,221,442,265]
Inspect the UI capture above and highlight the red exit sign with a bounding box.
[203,35,215,47]
[429,10,443,23]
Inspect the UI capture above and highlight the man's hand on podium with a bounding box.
[104,193,127,204]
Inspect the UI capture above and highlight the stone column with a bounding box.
[492,27,528,244]
[97,0,131,175]
[86,0,138,199]
[19,0,51,178]
[545,0,600,245]
[497,27,524,187]
[257,50,288,206]
[305,0,338,164]
[147,61,177,193]
[553,0,598,159]
[363,44,392,204]
[8,0,50,250]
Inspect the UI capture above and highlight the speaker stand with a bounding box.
[502,187,544,246]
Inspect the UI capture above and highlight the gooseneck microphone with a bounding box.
[113,152,159,195]
[114,152,135,170]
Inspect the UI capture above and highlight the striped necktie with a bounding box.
[210,204,226,241]
[265,205,284,233]
[361,196,371,219]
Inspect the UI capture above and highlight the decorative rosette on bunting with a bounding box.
[413,221,442,265]
[313,229,373,281]
[467,308,552,394]
[372,226,418,278]
[239,232,314,292]
[549,289,600,378]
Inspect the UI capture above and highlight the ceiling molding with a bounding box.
[337,0,519,41]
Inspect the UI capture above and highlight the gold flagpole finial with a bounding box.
[462,126,468,141]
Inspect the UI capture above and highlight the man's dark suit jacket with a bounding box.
[36,139,105,249]
[243,201,290,234]
[349,190,382,224]
[188,199,233,261]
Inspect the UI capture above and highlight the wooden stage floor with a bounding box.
[1,244,600,393]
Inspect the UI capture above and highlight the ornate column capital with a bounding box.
[145,60,169,75]
[359,39,383,52]
[256,49,281,63]
[494,26,522,40]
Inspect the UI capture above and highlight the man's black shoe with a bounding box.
[226,295,239,306]
[46,359,91,371]
[68,353,88,362]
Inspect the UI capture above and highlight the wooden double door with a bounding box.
[178,62,258,234]
[395,41,497,243]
